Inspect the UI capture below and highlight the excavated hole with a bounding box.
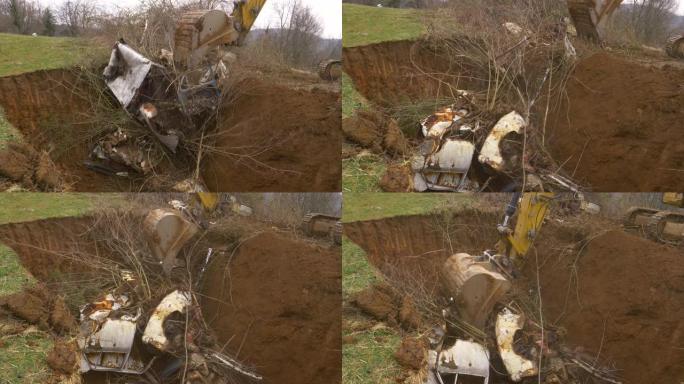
[0,215,341,383]
[343,39,684,191]
[344,206,684,383]
[0,69,341,192]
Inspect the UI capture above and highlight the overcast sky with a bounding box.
[37,0,342,38]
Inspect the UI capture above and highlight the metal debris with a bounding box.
[495,308,538,381]
[478,111,525,172]
[434,340,490,384]
[441,253,511,328]
[142,290,192,352]
[104,42,154,109]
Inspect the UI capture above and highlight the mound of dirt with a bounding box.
[200,231,341,384]
[202,77,341,192]
[349,284,424,331]
[547,52,684,191]
[531,230,684,383]
[394,337,426,371]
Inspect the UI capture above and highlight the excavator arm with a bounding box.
[496,192,554,261]
[231,0,268,45]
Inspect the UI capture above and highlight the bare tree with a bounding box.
[58,0,97,36]
[629,0,677,44]
[273,0,324,68]
[0,0,42,34]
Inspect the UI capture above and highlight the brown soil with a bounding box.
[547,52,684,191]
[342,110,408,155]
[0,70,341,192]
[394,337,426,371]
[343,40,485,108]
[0,142,64,190]
[201,77,341,192]
[530,230,684,383]
[0,284,77,335]
[46,341,79,374]
[345,208,684,383]
[200,231,341,384]
[344,40,684,191]
[379,163,412,192]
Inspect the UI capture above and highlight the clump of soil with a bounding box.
[200,230,341,384]
[0,142,64,191]
[0,284,77,335]
[394,337,426,371]
[202,77,341,192]
[379,163,412,192]
[46,341,79,374]
[547,52,684,191]
[350,284,424,331]
[342,110,408,155]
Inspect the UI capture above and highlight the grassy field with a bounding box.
[0,194,117,384]
[342,194,476,383]
[0,33,101,77]
[343,4,425,48]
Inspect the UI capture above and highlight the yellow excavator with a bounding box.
[435,193,603,383]
[567,0,684,58]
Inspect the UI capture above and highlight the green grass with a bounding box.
[342,156,386,193]
[0,33,101,77]
[0,333,53,384]
[343,192,473,223]
[0,108,20,150]
[342,325,402,384]
[0,193,102,225]
[343,4,426,48]
[342,73,369,119]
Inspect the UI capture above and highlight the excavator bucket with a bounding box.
[174,10,239,69]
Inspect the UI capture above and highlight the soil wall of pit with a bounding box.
[343,40,486,108]
[202,78,342,192]
[201,231,341,384]
[345,210,684,383]
[0,69,129,191]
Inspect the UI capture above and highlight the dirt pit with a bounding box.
[344,208,684,383]
[343,39,684,191]
[0,215,341,384]
[0,68,340,192]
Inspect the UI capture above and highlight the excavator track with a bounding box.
[666,34,684,59]
[318,59,342,81]
[624,207,684,244]
[302,213,342,244]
